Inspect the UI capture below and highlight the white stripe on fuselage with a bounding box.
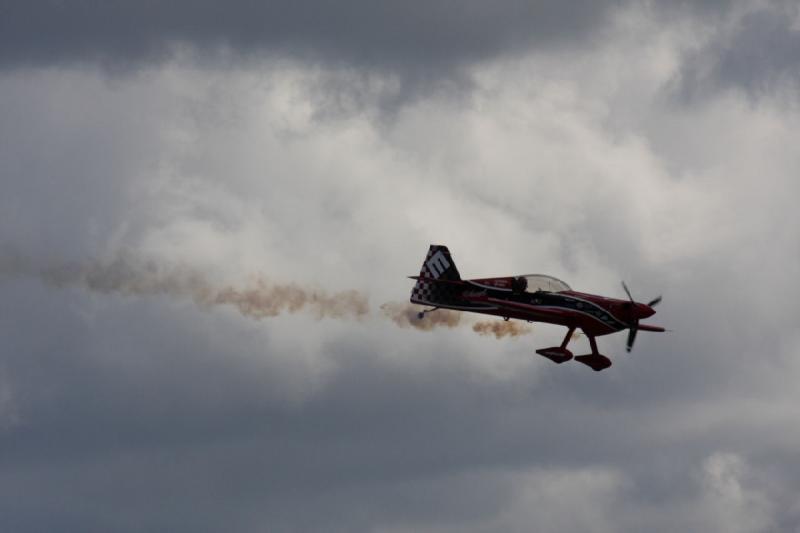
[466,281,512,292]
[486,297,624,331]
[561,294,630,328]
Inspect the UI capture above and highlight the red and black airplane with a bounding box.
[409,245,664,371]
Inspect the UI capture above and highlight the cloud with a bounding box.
[0,0,651,113]
[1,2,800,532]
[695,452,775,533]
[0,0,623,73]
[676,1,800,100]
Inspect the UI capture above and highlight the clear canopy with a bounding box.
[521,274,571,293]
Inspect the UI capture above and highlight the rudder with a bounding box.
[410,245,462,306]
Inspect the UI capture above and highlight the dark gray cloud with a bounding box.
[0,0,623,73]
[678,1,800,99]
[0,0,752,113]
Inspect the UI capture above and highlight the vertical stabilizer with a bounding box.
[410,245,461,306]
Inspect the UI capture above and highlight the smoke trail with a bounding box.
[5,253,369,320]
[380,302,534,338]
[212,282,369,319]
[2,251,533,337]
[379,302,461,330]
[472,320,533,338]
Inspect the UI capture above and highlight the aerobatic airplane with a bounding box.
[409,245,664,371]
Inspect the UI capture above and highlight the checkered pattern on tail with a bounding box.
[410,245,462,307]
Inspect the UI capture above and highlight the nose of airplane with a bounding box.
[637,303,656,319]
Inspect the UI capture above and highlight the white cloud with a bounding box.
[697,452,775,533]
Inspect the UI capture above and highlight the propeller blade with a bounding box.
[626,322,639,352]
[621,281,633,302]
[647,295,662,307]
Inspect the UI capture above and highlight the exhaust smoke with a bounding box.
[2,251,532,338]
[472,320,533,338]
[3,253,369,320]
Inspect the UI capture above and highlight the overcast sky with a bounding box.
[1,1,800,532]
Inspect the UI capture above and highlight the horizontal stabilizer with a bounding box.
[408,275,464,286]
[638,324,665,332]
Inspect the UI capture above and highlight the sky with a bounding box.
[1,0,800,531]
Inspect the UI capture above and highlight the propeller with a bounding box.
[621,280,633,302]
[621,281,638,352]
[626,326,638,353]
[621,281,662,352]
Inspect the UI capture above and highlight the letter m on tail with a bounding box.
[410,244,462,306]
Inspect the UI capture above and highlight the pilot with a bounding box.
[511,276,528,294]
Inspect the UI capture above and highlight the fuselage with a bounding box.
[417,276,656,337]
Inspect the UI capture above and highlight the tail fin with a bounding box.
[410,245,462,306]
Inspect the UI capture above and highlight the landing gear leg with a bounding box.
[589,336,599,355]
[574,334,612,371]
[535,326,576,364]
[560,326,576,349]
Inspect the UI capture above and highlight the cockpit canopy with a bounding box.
[515,274,571,293]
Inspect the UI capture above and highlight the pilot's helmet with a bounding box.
[511,276,528,293]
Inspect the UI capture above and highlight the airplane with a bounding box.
[409,245,664,371]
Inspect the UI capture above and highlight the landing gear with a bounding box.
[535,326,575,364]
[536,327,612,371]
[416,307,439,319]
[574,335,612,371]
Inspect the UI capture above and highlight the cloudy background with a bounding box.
[1,0,800,531]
